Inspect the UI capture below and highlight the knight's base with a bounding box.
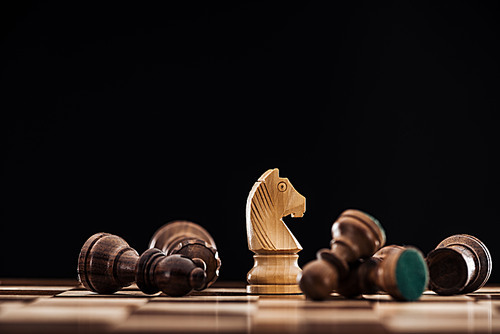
[246,284,303,295]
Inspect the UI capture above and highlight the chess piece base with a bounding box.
[427,234,492,295]
[246,254,302,295]
[246,284,302,294]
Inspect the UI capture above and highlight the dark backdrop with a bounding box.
[2,2,499,282]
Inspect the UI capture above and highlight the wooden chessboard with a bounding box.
[0,279,499,334]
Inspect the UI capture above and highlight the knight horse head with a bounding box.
[246,168,306,253]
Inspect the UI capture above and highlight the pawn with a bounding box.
[426,234,492,295]
[149,220,221,289]
[298,209,386,300]
[338,245,428,301]
[78,233,206,297]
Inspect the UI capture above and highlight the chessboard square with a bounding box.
[252,308,384,334]
[0,305,130,331]
[0,286,70,296]
[31,296,148,308]
[0,301,28,314]
[254,308,380,325]
[55,289,157,298]
[419,291,475,302]
[375,301,492,317]
[374,301,499,333]
[134,301,256,316]
[116,314,249,333]
[151,295,258,303]
[257,298,372,310]
[385,315,500,333]
[190,287,247,296]
[0,295,54,301]
[474,285,500,294]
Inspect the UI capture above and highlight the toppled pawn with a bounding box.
[298,209,386,300]
[426,234,492,295]
[149,220,221,289]
[78,233,206,297]
[338,245,428,301]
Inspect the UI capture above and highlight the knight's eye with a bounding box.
[277,182,287,192]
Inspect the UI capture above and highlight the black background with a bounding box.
[2,2,499,283]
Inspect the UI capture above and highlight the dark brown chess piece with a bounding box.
[298,209,386,300]
[78,233,206,297]
[338,245,428,301]
[149,220,221,289]
[426,234,492,295]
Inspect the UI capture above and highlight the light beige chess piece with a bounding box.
[246,168,306,294]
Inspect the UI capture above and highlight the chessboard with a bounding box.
[0,279,499,334]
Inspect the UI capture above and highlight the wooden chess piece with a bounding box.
[78,233,206,297]
[149,220,221,289]
[298,209,386,300]
[426,234,492,295]
[246,168,306,294]
[338,245,428,301]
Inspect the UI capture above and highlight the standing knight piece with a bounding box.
[246,168,306,294]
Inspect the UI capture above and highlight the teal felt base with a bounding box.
[395,248,429,301]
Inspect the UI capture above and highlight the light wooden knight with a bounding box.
[246,168,306,294]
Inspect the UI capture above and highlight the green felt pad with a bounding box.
[395,248,429,301]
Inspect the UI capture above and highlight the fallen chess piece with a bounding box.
[426,234,492,295]
[246,168,306,294]
[149,220,221,289]
[78,233,206,296]
[298,209,386,300]
[338,245,428,301]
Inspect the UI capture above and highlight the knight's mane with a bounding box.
[248,181,275,250]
